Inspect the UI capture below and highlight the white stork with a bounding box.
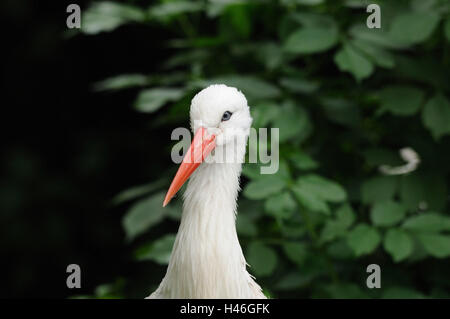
[147,84,266,299]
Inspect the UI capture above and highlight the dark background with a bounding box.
[1,0,170,298]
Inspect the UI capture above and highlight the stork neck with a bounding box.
[176,161,242,255]
[159,162,248,298]
[183,161,241,221]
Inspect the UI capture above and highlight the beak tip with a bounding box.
[162,194,171,207]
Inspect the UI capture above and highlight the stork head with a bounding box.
[190,84,252,139]
[163,84,252,206]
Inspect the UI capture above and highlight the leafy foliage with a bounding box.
[78,0,450,298]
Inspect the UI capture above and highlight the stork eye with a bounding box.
[221,111,232,121]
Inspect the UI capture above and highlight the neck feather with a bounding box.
[150,161,264,298]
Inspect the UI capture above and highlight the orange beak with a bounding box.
[163,127,216,207]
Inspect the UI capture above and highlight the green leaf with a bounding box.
[276,159,293,181]
[334,44,374,81]
[134,88,185,113]
[417,234,450,258]
[370,200,406,227]
[165,201,183,221]
[292,174,347,215]
[149,1,203,18]
[349,24,406,49]
[336,204,356,228]
[290,12,336,29]
[274,272,312,291]
[383,229,414,262]
[361,176,397,204]
[323,283,369,299]
[389,12,440,45]
[122,192,166,241]
[272,102,311,142]
[251,101,281,129]
[382,287,425,299]
[284,27,338,54]
[378,86,425,116]
[351,39,395,69]
[112,179,165,205]
[402,213,450,233]
[321,204,355,243]
[422,93,450,140]
[291,185,329,215]
[264,192,297,219]
[327,240,353,259]
[135,234,176,264]
[247,242,277,276]
[82,2,146,35]
[290,150,319,171]
[279,77,320,94]
[243,176,286,200]
[257,42,284,71]
[282,242,308,265]
[347,224,381,256]
[93,74,149,91]
[295,174,347,202]
[242,163,264,180]
[236,214,258,237]
[321,220,347,243]
[164,50,209,68]
[411,0,439,11]
[280,222,306,239]
[93,278,125,299]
